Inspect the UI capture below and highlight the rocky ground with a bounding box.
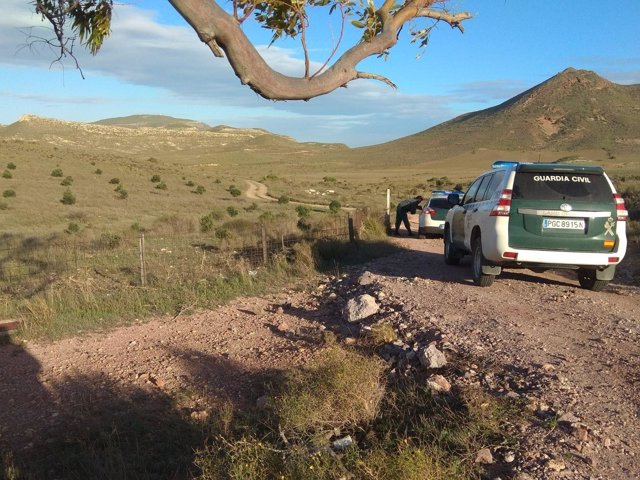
[1,236,638,479]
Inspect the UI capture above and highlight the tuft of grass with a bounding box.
[51,168,64,177]
[271,347,386,436]
[61,189,76,205]
[2,170,12,179]
[369,322,397,345]
[3,189,16,198]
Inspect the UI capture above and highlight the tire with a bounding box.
[472,236,495,287]
[577,268,609,291]
[443,228,461,265]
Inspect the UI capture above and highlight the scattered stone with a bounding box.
[357,271,376,286]
[276,322,289,333]
[475,448,494,464]
[332,435,353,451]
[503,451,516,463]
[343,337,357,346]
[344,294,379,323]
[190,410,209,421]
[603,438,612,448]
[426,374,451,393]
[418,344,447,369]
[572,424,589,441]
[558,412,580,424]
[547,458,566,472]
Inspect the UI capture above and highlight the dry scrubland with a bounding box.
[0,99,639,479]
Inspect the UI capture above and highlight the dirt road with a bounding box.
[1,236,638,479]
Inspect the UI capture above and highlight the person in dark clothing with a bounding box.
[394,195,423,236]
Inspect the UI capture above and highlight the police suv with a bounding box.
[443,161,628,290]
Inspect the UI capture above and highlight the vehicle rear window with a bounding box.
[512,172,612,202]
[428,198,451,209]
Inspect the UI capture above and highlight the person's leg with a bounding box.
[402,213,412,235]
[394,210,402,234]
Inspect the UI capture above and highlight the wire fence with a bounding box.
[0,213,361,293]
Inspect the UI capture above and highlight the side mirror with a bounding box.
[447,193,460,205]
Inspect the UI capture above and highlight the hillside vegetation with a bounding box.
[1,68,639,237]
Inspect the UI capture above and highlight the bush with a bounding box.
[3,189,16,198]
[60,176,73,186]
[2,170,12,179]
[193,185,206,194]
[99,232,121,249]
[278,195,290,204]
[150,174,161,183]
[244,202,258,212]
[109,177,120,184]
[200,214,215,233]
[295,205,310,218]
[185,180,195,187]
[323,176,336,183]
[51,168,64,177]
[94,168,102,175]
[6,162,16,170]
[65,222,80,234]
[155,182,168,190]
[61,189,76,205]
[228,185,241,197]
[329,200,342,213]
[117,188,128,199]
[226,206,239,217]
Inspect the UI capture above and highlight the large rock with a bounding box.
[344,294,379,323]
[418,344,447,369]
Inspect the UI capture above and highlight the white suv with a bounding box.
[443,161,628,290]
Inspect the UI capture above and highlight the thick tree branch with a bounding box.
[168,0,471,100]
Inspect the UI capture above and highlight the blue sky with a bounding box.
[1,0,639,146]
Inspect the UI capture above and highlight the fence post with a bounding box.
[348,214,356,243]
[385,188,391,234]
[261,224,268,264]
[139,233,147,286]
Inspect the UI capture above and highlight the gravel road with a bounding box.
[1,235,638,479]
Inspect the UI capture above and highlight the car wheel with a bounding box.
[472,236,494,287]
[443,228,461,265]
[577,268,609,291]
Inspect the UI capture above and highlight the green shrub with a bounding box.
[214,228,229,239]
[226,206,239,217]
[3,189,16,198]
[117,188,128,199]
[150,174,161,183]
[6,162,16,170]
[278,195,290,204]
[109,177,120,184]
[60,176,73,186]
[2,170,12,179]
[61,189,76,205]
[99,232,121,249]
[323,176,336,183]
[244,202,258,212]
[185,180,195,187]
[155,182,167,190]
[193,185,206,194]
[200,214,215,233]
[94,168,102,175]
[295,205,310,218]
[228,185,241,197]
[65,222,80,234]
[51,168,64,177]
[329,200,341,213]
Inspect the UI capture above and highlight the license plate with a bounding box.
[542,218,585,230]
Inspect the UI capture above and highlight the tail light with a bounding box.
[614,193,628,221]
[423,208,437,216]
[490,189,512,217]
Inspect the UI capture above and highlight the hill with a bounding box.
[360,68,640,164]
[92,114,211,130]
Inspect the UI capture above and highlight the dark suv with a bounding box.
[443,161,628,290]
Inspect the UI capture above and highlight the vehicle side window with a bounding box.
[462,177,483,205]
[476,173,494,202]
[481,170,505,201]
